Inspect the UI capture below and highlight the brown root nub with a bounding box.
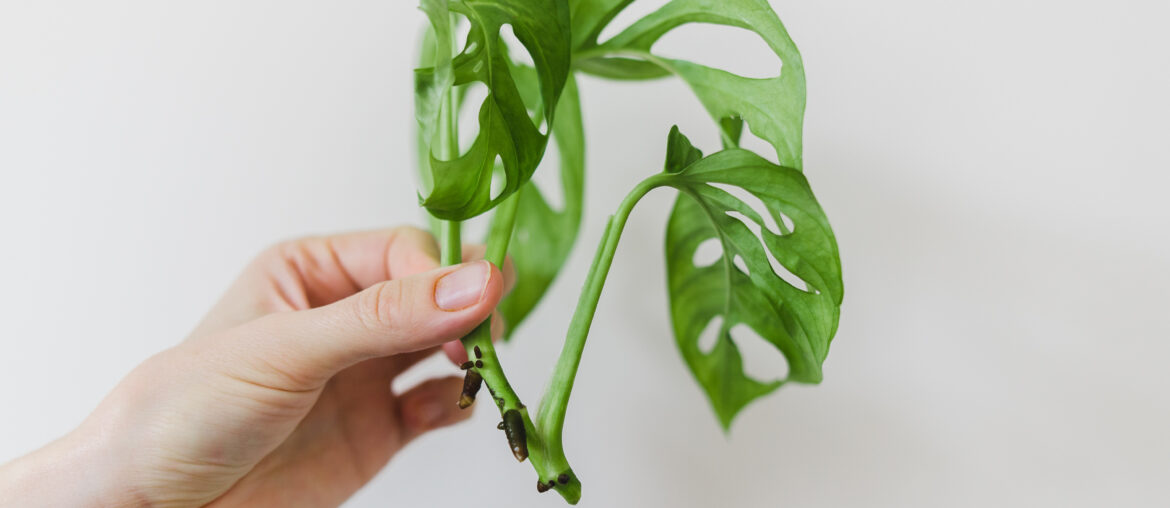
[502,409,528,462]
[497,421,505,430]
[475,360,484,368]
[457,395,474,408]
[459,361,474,370]
[474,345,482,359]
[457,370,483,409]
[558,473,570,484]
[536,480,552,493]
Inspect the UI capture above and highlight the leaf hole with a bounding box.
[489,155,506,200]
[499,24,535,68]
[652,23,782,79]
[779,209,795,234]
[736,125,784,167]
[499,24,547,135]
[725,210,810,293]
[455,81,489,158]
[769,252,810,293]
[710,183,790,236]
[692,237,722,267]
[452,14,472,53]
[529,138,564,211]
[596,0,672,44]
[729,323,789,382]
[732,255,749,276]
[697,316,723,355]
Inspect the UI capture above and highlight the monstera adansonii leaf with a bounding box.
[574,0,805,169]
[660,127,842,428]
[415,0,571,220]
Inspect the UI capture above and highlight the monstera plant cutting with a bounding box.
[413,0,842,502]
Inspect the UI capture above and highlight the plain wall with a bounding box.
[1,1,1167,507]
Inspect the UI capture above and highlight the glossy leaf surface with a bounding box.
[577,0,806,169]
[415,0,572,220]
[661,128,842,428]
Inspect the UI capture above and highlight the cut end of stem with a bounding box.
[551,469,582,504]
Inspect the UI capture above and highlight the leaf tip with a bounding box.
[664,126,703,173]
[715,407,738,434]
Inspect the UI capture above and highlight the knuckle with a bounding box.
[392,226,440,259]
[257,235,320,265]
[356,281,409,347]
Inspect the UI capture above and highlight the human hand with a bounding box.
[0,227,511,507]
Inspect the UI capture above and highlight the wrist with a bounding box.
[0,427,143,507]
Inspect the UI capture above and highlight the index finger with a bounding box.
[190,227,443,337]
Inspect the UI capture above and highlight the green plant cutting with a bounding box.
[413,0,842,503]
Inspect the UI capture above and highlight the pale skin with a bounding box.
[0,227,514,507]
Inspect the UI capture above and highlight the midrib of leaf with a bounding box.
[680,184,748,410]
[682,160,840,363]
[678,186,733,332]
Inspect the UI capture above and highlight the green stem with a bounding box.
[436,11,460,266]
[461,190,585,500]
[535,173,672,464]
[440,220,461,266]
[427,11,580,503]
[485,191,520,266]
[428,15,576,496]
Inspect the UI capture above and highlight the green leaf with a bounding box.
[664,124,703,173]
[569,0,825,428]
[719,115,744,149]
[495,71,586,337]
[415,0,572,220]
[576,0,806,169]
[661,128,842,429]
[415,0,454,198]
[566,0,633,49]
[573,56,671,80]
[564,0,665,80]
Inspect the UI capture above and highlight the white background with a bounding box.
[2,1,1168,507]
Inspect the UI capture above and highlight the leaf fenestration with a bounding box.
[415,0,572,220]
[661,128,842,429]
[577,0,806,169]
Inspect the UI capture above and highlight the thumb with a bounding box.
[213,260,502,390]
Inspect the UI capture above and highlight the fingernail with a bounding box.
[434,261,490,311]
